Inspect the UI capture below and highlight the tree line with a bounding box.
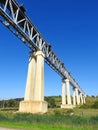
[0,95,98,109]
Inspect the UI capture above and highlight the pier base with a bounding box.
[61,104,73,109]
[19,100,47,114]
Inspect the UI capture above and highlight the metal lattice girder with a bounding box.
[0,0,86,95]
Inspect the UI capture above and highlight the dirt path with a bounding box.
[0,128,21,130]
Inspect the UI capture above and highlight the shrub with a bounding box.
[92,101,98,109]
[66,109,74,114]
[0,113,9,121]
[53,109,62,115]
[90,116,98,124]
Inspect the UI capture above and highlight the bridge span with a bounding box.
[0,0,86,113]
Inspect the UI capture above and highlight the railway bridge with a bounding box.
[0,0,86,113]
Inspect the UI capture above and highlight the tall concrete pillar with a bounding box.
[65,79,71,105]
[61,80,66,108]
[24,52,36,101]
[83,95,86,104]
[75,88,79,105]
[78,92,81,104]
[62,80,66,105]
[80,93,83,104]
[34,51,44,101]
[19,51,47,114]
[73,88,76,106]
[81,94,84,104]
[61,79,73,109]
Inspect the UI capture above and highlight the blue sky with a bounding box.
[0,0,98,99]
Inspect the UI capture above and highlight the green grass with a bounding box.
[0,122,98,130]
[0,108,98,130]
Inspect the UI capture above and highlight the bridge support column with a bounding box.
[61,80,66,108]
[83,95,86,104]
[81,94,84,104]
[19,51,47,114]
[80,93,83,104]
[73,88,76,106]
[78,92,81,105]
[75,88,79,105]
[66,79,71,105]
[61,79,73,109]
[24,52,36,101]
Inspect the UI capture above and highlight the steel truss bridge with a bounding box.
[0,0,85,96]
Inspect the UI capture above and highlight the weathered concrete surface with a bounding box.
[19,100,47,114]
[19,51,47,114]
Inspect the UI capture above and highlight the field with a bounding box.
[0,108,98,130]
[0,96,98,130]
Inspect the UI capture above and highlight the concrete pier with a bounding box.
[73,88,76,106]
[75,88,79,105]
[19,51,47,114]
[61,80,66,108]
[66,79,71,105]
[61,79,73,109]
